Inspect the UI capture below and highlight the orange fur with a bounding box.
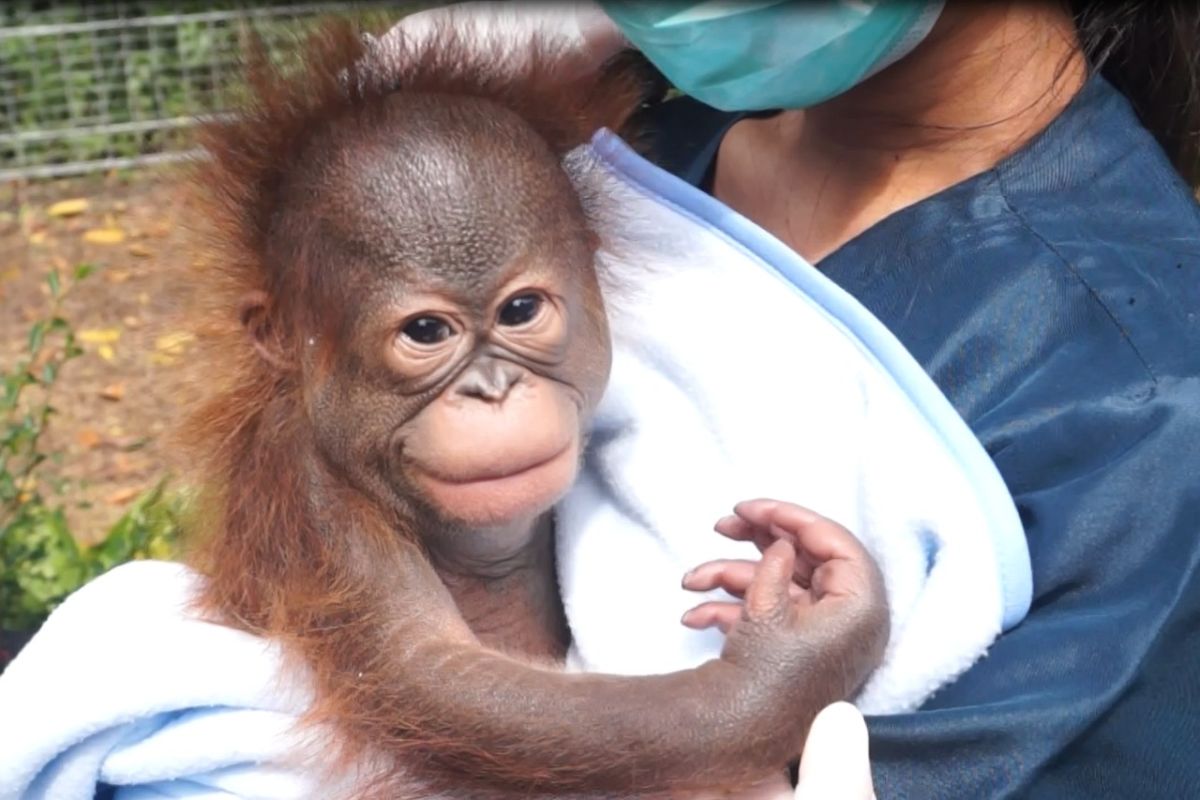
[177,17,648,800]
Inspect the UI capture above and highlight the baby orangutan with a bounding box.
[181,21,889,800]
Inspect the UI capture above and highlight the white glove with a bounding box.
[369,1,627,78]
[795,702,877,800]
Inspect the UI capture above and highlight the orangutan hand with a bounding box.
[681,499,888,650]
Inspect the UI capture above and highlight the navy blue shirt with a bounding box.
[648,75,1200,798]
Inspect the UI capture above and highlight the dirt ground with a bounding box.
[1,168,199,545]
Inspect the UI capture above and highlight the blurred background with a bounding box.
[0,1,420,666]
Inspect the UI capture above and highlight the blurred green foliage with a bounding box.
[0,264,183,631]
[0,1,411,168]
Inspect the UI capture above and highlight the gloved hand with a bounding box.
[369,1,627,78]
[795,702,876,800]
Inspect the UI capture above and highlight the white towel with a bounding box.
[0,133,1030,799]
[0,560,330,800]
[557,131,1030,713]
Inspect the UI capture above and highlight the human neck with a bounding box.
[431,514,570,662]
[712,1,1086,263]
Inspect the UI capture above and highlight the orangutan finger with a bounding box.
[680,601,743,634]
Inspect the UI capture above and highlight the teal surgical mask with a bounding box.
[599,0,944,111]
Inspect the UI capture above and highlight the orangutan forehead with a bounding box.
[306,94,572,211]
[271,93,590,291]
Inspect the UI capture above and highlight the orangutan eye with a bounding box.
[498,294,543,327]
[401,316,453,345]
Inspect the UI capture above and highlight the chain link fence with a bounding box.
[1,1,413,182]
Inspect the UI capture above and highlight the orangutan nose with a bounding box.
[456,360,525,403]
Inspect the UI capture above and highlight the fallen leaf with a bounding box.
[104,269,132,284]
[47,198,89,218]
[155,331,194,355]
[106,486,141,506]
[76,429,104,450]
[97,344,116,362]
[29,230,47,245]
[128,243,153,258]
[113,436,150,452]
[78,327,122,345]
[99,382,125,401]
[83,227,126,245]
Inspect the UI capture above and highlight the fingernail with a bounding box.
[715,514,737,529]
[681,569,696,588]
[680,609,696,626]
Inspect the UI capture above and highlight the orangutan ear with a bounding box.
[238,290,292,370]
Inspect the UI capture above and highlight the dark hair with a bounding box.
[1071,1,1200,185]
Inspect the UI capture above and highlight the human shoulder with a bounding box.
[993,76,1200,383]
